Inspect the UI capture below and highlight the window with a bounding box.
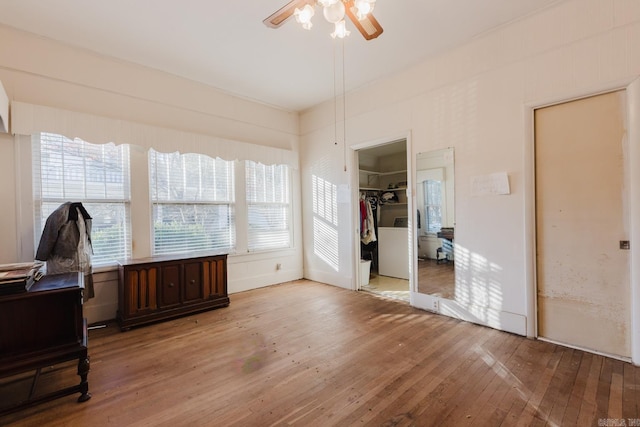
[32,132,132,266]
[149,149,235,255]
[424,179,443,233]
[246,161,291,251]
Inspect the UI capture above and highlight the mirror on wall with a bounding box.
[415,148,455,300]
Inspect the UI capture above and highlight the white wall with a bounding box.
[300,0,640,336]
[0,25,303,323]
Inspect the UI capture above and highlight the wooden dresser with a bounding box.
[0,272,90,415]
[117,253,229,331]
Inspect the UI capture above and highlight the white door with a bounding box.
[535,91,631,358]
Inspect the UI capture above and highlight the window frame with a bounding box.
[245,161,293,253]
[423,179,443,234]
[31,132,132,267]
[148,149,236,256]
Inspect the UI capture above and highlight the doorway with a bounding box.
[535,90,631,359]
[356,139,410,302]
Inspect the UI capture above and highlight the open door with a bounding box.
[353,138,412,301]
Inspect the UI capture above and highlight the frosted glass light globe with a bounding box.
[331,20,350,39]
[323,1,345,24]
[294,4,315,29]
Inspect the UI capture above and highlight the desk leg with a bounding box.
[76,353,91,403]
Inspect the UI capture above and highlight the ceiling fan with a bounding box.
[263,0,383,40]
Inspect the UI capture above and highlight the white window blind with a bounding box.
[149,149,235,255]
[32,132,132,266]
[245,161,291,251]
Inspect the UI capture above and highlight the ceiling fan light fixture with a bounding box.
[263,0,382,40]
[331,19,350,39]
[294,4,315,29]
[354,0,375,20]
[317,0,339,6]
[323,1,346,24]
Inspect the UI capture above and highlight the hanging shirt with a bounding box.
[361,198,377,244]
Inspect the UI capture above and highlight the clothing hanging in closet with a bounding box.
[360,193,377,244]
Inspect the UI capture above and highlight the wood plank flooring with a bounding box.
[417,259,455,299]
[362,274,409,302]
[1,279,638,426]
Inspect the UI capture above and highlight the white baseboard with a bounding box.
[304,268,352,290]
[228,269,303,294]
[438,299,527,336]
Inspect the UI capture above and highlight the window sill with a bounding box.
[93,246,298,271]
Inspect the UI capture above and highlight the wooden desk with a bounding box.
[0,272,90,415]
[436,229,454,264]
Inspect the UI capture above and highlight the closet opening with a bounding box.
[356,139,409,302]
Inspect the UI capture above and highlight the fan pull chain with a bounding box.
[342,38,347,172]
[333,41,338,147]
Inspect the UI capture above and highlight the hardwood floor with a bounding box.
[361,259,454,303]
[1,279,638,426]
[362,274,409,302]
[417,259,455,300]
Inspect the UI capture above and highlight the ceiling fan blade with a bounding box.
[344,0,384,40]
[263,0,315,28]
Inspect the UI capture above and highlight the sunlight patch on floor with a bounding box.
[361,274,409,302]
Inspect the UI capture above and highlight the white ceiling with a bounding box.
[0,0,564,112]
